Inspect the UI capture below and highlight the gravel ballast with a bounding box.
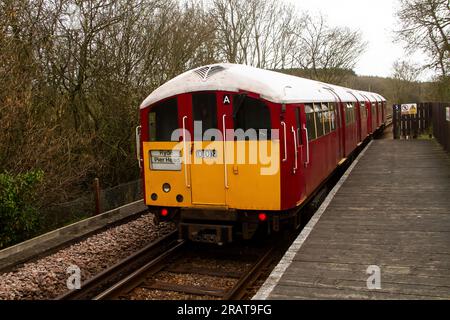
[0,213,174,300]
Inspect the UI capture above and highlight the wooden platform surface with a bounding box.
[268,139,450,299]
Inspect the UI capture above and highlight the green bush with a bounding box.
[0,170,44,249]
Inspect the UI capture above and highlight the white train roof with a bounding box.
[349,89,369,102]
[140,63,383,108]
[318,82,358,102]
[375,93,387,102]
[359,90,386,102]
[354,91,370,102]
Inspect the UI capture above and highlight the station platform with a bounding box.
[254,139,450,299]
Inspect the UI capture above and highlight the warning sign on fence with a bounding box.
[401,104,417,115]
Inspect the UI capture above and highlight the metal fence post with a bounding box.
[393,105,399,139]
[94,178,101,216]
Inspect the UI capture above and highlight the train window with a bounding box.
[351,103,355,123]
[192,93,217,141]
[305,104,316,140]
[148,98,178,141]
[321,103,330,135]
[344,103,349,125]
[295,107,302,145]
[346,103,355,124]
[313,104,323,137]
[360,102,366,119]
[329,103,336,131]
[345,103,350,125]
[334,104,339,129]
[234,96,271,140]
[353,103,356,123]
[377,102,381,120]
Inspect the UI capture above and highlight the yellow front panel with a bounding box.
[143,140,280,211]
[225,140,281,210]
[143,142,191,207]
[191,141,226,205]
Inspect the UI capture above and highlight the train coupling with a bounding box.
[178,223,233,245]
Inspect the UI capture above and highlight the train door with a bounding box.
[360,95,372,134]
[189,92,227,205]
[375,102,378,126]
[226,94,280,210]
[324,88,345,160]
[369,101,374,131]
[378,102,382,125]
[348,92,362,143]
[367,101,371,133]
[355,103,361,143]
[285,104,307,204]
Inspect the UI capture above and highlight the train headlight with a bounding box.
[162,183,171,193]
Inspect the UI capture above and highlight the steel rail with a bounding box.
[223,246,275,300]
[56,230,178,300]
[93,239,186,300]
[93,242,276,300]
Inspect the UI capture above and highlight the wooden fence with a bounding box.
[392,103,432,139]
[431,103,450,153]
[393,102,450,153]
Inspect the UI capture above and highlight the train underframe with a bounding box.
[151,206,302,245]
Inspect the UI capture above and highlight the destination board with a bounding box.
[150,150,181,171]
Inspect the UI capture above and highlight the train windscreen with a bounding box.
[149,98,178,141]
[192,93,217,141]
[233,96,271,140]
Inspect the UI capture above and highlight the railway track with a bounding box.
[97,243,275,300]
[57,232,284,300]
[56,230,179,300]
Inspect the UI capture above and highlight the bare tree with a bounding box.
[392,59,422,82]
[210,0,304,69]
[391,59,422,103]
[1,0,221,202]
[210,0,253,63]
[294,13,366,84]
[395,0,450,77]
[247,0,304,69]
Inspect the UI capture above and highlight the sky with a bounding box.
[286,0,432,81]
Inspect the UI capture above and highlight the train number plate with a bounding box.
[150,150,181,171]
[196,149,217,159]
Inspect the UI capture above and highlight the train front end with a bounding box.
[136,70,283,244]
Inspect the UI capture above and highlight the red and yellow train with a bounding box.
[136,64,387,244]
